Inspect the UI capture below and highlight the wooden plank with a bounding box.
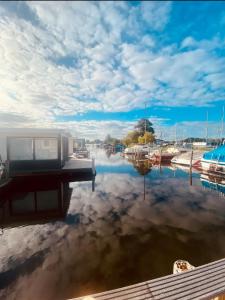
[148,260,225,292]
[71,258,225,300]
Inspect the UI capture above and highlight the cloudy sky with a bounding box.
[0,1,225,139]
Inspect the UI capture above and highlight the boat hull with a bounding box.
[201,159,225,175]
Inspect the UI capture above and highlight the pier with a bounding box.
[9,158,96,177]
[71,258,225,300]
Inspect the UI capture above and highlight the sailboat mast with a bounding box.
[206,111,208,145]
[145,102,147,144]
[221,106,224,143]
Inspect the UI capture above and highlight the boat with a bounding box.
[151,152,175,163]
[146,148,176,163]
[201,144,225,175]
[173,260,195,274]
[171,150,203,168]
[124,144,149,155]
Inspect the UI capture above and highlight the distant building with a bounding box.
[193,142,208,147]
[0,128,73,176]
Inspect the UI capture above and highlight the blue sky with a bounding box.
[0,1,225,139]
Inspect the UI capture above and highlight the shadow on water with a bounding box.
[0,149,225,300]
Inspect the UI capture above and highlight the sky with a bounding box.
[0,1,225,140]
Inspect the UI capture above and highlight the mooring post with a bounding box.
[92,157,95,175]
[189,148,193,186]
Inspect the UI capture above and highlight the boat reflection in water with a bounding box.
[200,173,225,197]
[0,173,95,230]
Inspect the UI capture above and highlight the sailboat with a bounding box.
[201,144,225,175]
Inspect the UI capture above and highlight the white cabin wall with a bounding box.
[68,138,73,156]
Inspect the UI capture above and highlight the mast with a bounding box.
[206,111,208,145]
[174,124,177,145]
[145,102,147,144]
[221,106,224,143]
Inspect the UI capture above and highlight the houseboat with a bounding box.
[0,128,95,178]
[201,144,225,175]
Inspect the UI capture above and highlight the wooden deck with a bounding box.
[10,158,95,177]
[71,258,225,300]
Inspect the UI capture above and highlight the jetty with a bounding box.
[71,258,225,300]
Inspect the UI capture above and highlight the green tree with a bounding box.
[135,118,154,136]
[138,132,155,144]
[123,130,139,146]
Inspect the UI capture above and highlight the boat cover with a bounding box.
[203,145,225,162]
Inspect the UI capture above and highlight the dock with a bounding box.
[9,158,96,178]
[71,258,225,300]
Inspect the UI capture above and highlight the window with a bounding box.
[9,138,33,160]
[35,138,58,160]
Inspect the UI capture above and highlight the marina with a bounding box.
[1,1,225,299]
[1,149,225,300]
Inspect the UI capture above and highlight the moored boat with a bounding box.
[171,150,203,168]
[147,149,175,163]
[124,144,149,155]
[201,145,225,175]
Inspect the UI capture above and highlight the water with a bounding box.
[0,149,225,300]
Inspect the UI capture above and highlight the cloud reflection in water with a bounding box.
[0,152,225,300]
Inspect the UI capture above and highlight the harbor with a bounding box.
[1,1,225,299]
[1,148,225,300]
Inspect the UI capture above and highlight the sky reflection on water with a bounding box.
[0,150,225,300]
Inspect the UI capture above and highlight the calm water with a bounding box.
[0,149,225,300]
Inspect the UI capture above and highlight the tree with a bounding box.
[123,130,139,146]
[138,132,155,144]
[135,118,154,136]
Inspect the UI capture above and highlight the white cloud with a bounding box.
[0,1,224,138]
[141,1,172,30]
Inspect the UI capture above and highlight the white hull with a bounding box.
[124,145,149,155]
[171,151,202,167]
[201,159,225,174]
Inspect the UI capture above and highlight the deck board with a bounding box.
[70,258,225,300]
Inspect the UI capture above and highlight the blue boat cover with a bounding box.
[203,145,225,162]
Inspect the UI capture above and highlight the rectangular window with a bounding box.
[35,138,58,160]
[9,138,33,160]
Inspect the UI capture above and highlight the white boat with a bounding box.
[171,150,203,168]
[173,260,195,274]
[124,145,149,155]
[201,145,225,175]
